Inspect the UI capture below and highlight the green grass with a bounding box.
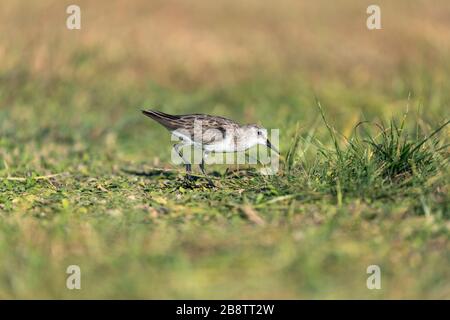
[0,69,449,299]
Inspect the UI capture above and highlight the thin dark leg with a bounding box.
[199,158,206,175]
[199,157,215,187]
[174,143,192,178]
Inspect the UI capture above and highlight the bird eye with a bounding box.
[257,130,262,136]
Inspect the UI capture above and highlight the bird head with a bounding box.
[242,124,279,155]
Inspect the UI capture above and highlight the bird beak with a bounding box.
[266,139,279,155]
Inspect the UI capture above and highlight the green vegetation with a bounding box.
[0,0,449,299]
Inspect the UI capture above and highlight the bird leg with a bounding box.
[173,143,192,176]
[199,152,215,187]
[199,158,207,174]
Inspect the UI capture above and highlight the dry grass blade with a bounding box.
[240,205,266,226]
[1,172,70,181]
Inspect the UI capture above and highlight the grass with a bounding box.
[0,77,448,299]
[0,0,449,299]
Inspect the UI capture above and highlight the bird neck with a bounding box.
[234,127,258,150]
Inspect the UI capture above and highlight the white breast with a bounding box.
[204,134,236,153]
[172,129,256,153]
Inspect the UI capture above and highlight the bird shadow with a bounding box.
[121,167,178,179]
[121,167,218,188]
[122,166,260,189]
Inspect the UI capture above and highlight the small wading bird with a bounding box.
[142,110,279,183]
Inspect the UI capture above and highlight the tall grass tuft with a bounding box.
[287,104,449,200]
[362,118,449,180]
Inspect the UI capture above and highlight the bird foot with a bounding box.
[182,174,216,188]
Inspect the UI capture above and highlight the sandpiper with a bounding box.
[142,109,279,178]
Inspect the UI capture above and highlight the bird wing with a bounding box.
[141,110,184,131]
[142,110,239,145]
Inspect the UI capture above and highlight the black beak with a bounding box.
[266,139,279,155]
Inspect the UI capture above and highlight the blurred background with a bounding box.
[1,0,449,126]
[2,0,450,84]
[0,0,449,299]
[1,0,449,157]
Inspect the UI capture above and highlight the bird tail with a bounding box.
[141,109,181,130]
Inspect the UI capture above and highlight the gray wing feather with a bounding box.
[142,110,239,144]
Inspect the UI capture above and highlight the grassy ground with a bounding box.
[0,0,449,299]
